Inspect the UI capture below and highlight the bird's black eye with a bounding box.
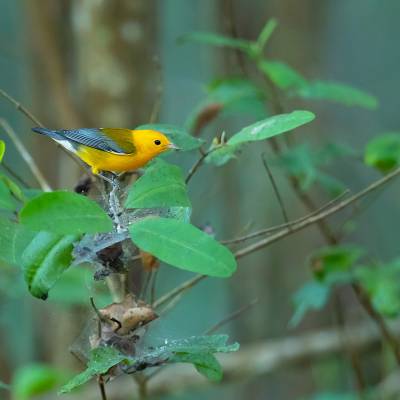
[154,139,161,145]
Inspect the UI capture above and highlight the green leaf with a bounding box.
[259,60,307,90]
[364,133,400,172]
[61,335,239,393]
[356,259,400,318]
[0,178,18,210]
[12,363,63,400]
[20,191,113,235]
[130,218,236,277]
[0,380,9,390]
[186,78,267,131]
[179,31,252,53]
[297,80,378,109]
[275,142,350,196]
[0,217,36,266]
[59,347,126,394]
[256,19,278,51]
[0,173,26,203]
[172,352,222,382]
[309,245,364,282]
[137,124,204,151]
[205,143,243,167]
[228,110,315,145]
[0,140,5,162]
[290,281,330,327]
[22,231,78,299]
[125,159,191,209]
[140,334,238,381]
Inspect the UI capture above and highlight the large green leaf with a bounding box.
[0,217,36,266]
[364,133,400,172]
[22,231,78,299]
[0,140,5,162]
[297,80,378,109]
[179,31,253,53]
[228,110,315,145]
[59,346,126,394]
[137,124,204,151]
[130,217,236,277]
[20,191,113,235]
[12,364,63,400]
[125,159,191,209]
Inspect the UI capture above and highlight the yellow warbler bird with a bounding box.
[32,127,178,175]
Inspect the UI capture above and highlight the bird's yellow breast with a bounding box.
[76,146,153,174]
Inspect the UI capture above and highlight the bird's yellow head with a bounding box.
[132,130,178,158]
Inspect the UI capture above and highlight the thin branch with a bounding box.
[221,190,350,244]
[185,149,213,184]
[205,298,258,334]
[261,153,289,224]
[234,166,400,259]
[0,88,43,126]
[98,376,108,400]
[0,119,52,191]
[1,162,31,188]
[153,274,206,309]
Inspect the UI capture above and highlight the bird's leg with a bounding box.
[109,174,125,232]
[97,172,114,185]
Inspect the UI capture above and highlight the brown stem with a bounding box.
[98,376,108,400]
[261,153,289,223]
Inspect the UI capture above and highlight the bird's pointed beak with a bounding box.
[168,143,181,150]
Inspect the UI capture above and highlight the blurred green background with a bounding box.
[1,1,400,399]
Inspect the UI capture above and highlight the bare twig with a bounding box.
[98,376,108,400]
[1,162,31,188]
[0,119,52,191]
[205,298,258,334]
[261,153,289,224]
[234,166,400,259]
[154,274,206,309]
[185,149,213,184]
[221,190,350,244]
[0,88,43,126]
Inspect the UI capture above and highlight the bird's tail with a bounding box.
[32,127,63,140]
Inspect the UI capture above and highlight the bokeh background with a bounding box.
[1,1,400,399]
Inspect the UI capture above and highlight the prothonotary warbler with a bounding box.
[32,127,179,175]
